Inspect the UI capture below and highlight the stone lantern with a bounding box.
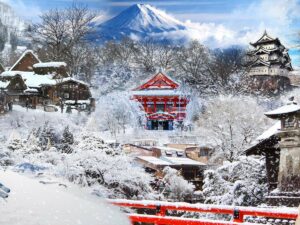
[265,97,300,206]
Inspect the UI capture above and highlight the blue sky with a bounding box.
[3,0,300,67]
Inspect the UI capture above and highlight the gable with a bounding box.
[258,33,274,43]
[135,72,179,90]
[10,50,41,72]
[6,75,27,92]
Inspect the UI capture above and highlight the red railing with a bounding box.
[108,199,298,224]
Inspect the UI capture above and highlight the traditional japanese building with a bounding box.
[247,98,300,206]
[132,72,189,130]
[0,50,92,110]
[246,30,293,76]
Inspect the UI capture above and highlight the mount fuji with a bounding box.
[91,4,190,43]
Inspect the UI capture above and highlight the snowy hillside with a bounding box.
[0,2,26,35]
[0,170,130,225]
[92,4,188,43]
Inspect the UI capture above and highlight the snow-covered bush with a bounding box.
[62,132,154,199]
[202,156,267,206]
[160,167,195,201]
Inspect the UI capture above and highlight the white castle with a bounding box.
[246,31,293,77]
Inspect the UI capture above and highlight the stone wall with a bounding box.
[247,75,292,95]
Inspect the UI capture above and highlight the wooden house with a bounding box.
[0,50,92,109]
[134,146,207,190]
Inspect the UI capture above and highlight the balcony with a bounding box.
[144,107,186,114]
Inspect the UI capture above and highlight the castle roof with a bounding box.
[250,30,282,47]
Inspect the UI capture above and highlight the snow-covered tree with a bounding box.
[60,126,74,154]
[160,167,195,201]
[97,92,145,137]
[203,156,267,206]
[174,40,215,92]
[197,95,270,162]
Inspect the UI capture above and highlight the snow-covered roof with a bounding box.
[137,156,172,166]
[132,89,182,96]
[61,77,89,86]
[265,103,300,117]
[0,71,89,89]
[33,62,67,68]
[163,157,206,166]
[256,121,281,141]
[9,50,41,71]
[136,156,205,166]
[2,71,56,88]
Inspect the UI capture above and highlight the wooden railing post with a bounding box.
[233,208,244,223]
[156,205,166,225]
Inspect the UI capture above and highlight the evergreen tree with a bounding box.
[60,126,74,154]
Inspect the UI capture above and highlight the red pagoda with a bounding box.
[132,72,189,130]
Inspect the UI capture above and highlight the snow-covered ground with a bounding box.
[0,169,130,225]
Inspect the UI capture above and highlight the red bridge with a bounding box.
[109,199,298,224]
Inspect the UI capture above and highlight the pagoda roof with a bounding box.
[133,71,179,91]
[250,30,282,47]
[250,58,270,67]
[249,46,283,56]
[265,102,300,119]
[132,89,182,97]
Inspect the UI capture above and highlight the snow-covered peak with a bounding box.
[97,3,187,35]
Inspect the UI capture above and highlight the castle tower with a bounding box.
[246,30,293,77]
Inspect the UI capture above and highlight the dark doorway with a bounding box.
[148,120,173,130]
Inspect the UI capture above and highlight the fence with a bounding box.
[108,199,298,224]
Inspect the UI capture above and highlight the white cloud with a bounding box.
[170,0,300,50]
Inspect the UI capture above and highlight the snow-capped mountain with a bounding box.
[92,4,189,43]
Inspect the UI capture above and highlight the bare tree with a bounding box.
[30,3,97,76]
[174,40,214,91]
[156,44,175,70]
[133,40,159,72]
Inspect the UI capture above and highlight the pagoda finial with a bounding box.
[263,29,268,35]
[158,67,164,74]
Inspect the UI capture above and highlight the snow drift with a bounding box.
[0,170,130,225]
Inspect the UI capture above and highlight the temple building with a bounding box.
[246,30,293,76]
[132,72,189,130]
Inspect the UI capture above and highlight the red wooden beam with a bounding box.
[108,199,298,223]
[129,214,245,225]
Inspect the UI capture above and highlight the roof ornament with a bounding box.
[263,29,268,35]
[158,67,164,73]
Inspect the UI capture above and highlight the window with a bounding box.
[165,150,173,156]
[64,93,70,99]
[176,151,184,157]
[284,117,297,128]
[199,149,209,157]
